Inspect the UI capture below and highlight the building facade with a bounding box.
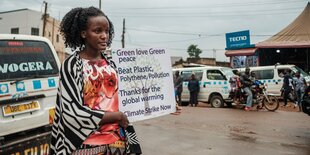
[0,8,68,62]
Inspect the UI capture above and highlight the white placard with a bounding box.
[112,48,175,122]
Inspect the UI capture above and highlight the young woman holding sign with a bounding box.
[50,6,141,155]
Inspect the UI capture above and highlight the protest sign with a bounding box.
[112,48,175,122]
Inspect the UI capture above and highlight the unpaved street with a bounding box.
[133,104,310,155]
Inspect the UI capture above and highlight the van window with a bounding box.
[251,69,274,79]
[0,40,59,81]
[181,70,203,81]
[278,69,292,78]
[207,70,226,80]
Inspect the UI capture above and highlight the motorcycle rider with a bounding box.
[240,67,253,111]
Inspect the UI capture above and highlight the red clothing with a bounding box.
[82,58,120,145]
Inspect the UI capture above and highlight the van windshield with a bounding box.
[0,40,59,81]
[291,66,309,77]
[220,68,235,79]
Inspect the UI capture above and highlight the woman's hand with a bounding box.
[118,112,129,129]
[99,111,129,129]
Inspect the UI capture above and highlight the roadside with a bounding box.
[133,103,310,155]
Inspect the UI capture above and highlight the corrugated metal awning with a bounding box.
[225,48,257,56]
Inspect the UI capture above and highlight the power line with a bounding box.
[113,0,305,10]
[109,6,303,15]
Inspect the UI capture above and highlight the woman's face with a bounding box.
[82,16,110,51]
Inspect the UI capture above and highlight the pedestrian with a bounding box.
[174,71,183,106]
[293,71,307,111]
[188,73,200,107]
[281,70,293,107]
[240,67,253,111]
[50,7,141,154]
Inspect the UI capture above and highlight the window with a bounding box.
[0,40,59,81]
[31,28,39,36]
[277,69,291,78]
[181,70,203,82]
[11,28,19,34]
[207,70,226,80]
[251,69,274,79]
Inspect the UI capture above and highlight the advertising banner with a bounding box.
[112,48,175,122]
[225,30,254,50]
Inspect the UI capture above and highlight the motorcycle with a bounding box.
[229,80,280,111]
[301,86,310,116]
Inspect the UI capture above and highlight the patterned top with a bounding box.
[81,58,120,145]
[51,52,141,155]
[50,52,116,154]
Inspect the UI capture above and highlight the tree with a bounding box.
[187,44,202,58]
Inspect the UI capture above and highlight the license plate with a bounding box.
[49,108,55,124]
[2,101,40,117]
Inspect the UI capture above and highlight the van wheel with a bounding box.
[210,95,224,108]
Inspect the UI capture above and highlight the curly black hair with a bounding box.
[60,6,114,50]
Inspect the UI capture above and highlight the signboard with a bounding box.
[231,55,259,68]
[225,30,254,50]
[112,48,175,122]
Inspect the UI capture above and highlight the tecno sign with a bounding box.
[229,36,247,42]
[225,30,251,49]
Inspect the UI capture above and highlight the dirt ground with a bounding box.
[133,101,310,155]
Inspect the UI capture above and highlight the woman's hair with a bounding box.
[60,6,114,50]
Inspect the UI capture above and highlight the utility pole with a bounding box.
[99,0,101,10]
[42,1,48,37]
[121,18,125,48]
[213,49,216,60]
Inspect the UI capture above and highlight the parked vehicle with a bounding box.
[0,34,60,154]
[235,64,310,96]
[172,66,234,108]
[229,80,279,111]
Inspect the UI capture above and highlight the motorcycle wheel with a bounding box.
[263,95,279,111]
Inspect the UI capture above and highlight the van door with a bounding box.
[180,70,204,102]
[206,69,229,100]
[251,69,278,95]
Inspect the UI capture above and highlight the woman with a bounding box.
[188,73,200,107]
[50,7,141,154]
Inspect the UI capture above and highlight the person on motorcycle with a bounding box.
[240,67,253,111]
[230,70,241,103]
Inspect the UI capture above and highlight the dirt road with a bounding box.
[133,103,310,155]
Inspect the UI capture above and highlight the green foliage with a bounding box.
[187,44,202,58]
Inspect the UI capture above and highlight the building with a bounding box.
[225,3,310,71]
[0,8,68,62]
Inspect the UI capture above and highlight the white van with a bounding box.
[0,34,60,138]
[236,64,310,96]
[172,66,234,108]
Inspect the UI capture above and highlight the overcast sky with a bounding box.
[1,0,309,61]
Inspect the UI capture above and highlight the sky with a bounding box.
[1,0,309,62]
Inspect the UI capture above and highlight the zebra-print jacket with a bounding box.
[50,52,141,154]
